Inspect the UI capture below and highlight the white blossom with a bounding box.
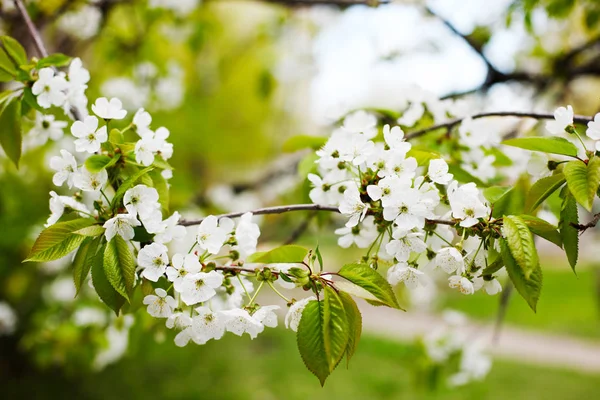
[221,308,264,339]
[546,105,573,135]
[103,213,141,241]
[153,212,187,244]
[124,185,160,218]
[285,296,316,332]
[28,113,67,146]
[339,186,368,227]
[32,68,68,108]
[387,262,427,289]
[179,270,224,305]
[71,116,107,153]
[435,247,465,274]
[92,97,127,120]
[166,253,202,291]
[73,167,108,192]
[46,191,90,227]
[428,159,453,185]
[196,215,234,254]
[253,305,280,328]
[143,288,176,318]
[49,150,78,188]
[138,243,169,282]
[448,275,475,295]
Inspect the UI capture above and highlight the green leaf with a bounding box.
[519,215,562,248]
[315,245,324,272]
[338,291,361,366]
[25,219,95,262]
[406,148,440,166]
[1,36,27,66]
[559,188,579,271]
[481,257,504,276]
[92,243,126,314]
[563,158,600,212]
[492,175,528,218]
[282,135,327,153]
[337,263,401,309]
[500,238,542,312]
[36,53,71,69]
[0,96,22,167]
[73,236,102,294]
[447,164,487,187]
[502,137,578,157]
[152,157,173,170]
[74,224,105,237]
[103,235,136,300]
[22,87,44,112]
[0,47,16,77]
[503,215,540,273]
[483,186,511,204]
[149,168,169,215]
[296,287,349,386]
[85,154,120,173]
[524,173,566,213]
[111,166,155,210]
[246,245,309,264]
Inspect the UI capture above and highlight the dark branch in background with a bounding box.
[405,111,593,140]
[493,280,513,344]
[179,203,457,227]
[13,0,84,122]
[426,7,600,99]
[572,212,600,233]
[284,211,317,244]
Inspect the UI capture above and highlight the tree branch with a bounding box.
[405,111,593,140]
[13,0,49,58]
[571,212,600,233]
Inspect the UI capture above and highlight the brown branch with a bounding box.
[405,111,593,140]
[13,0,49,58]
[571,212,600,233]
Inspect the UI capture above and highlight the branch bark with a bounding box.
[572,212,600,233]
[405,111,593,140]
[13,0,49,58]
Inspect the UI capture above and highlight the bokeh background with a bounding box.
[1,0,600,398]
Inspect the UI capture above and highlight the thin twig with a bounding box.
[571,212,600,232]
[13,0,49,58]
[405,111,593,140]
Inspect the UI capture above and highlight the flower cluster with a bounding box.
[310,110,502,296]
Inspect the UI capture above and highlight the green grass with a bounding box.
[440,264,600,339]
[5,329,599,400]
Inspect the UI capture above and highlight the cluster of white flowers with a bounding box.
[32,58,90,119]
[101,61,185,112]
[310,110,502,296]
[550,104,600,152]
[57,4,102,40]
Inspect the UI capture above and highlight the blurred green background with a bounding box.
[2,0,600,398]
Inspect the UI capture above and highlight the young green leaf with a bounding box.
[492,175,528,218]
[296,287,349,386]
[149,168,169,215]
[1,36,27,66]
[483,186,511,204]
[563,158,600,212]
[502,137,578,157]
[337,263,401,309]
[103,235,136,300]
[519,215,562,248]
[85,154,120,173]
[406,148,440,166]
[73,236,102,294]
[524,173,566,213]
[73,224,105,237]
[0,96,22,167]
[500,238,542,312]
[246,245,309,264]
[25,219,95,262]
[36,53,71,69]
[559,188,579,271]
[0,47,16,77]
[338,291,361,366]
[92,243,126,314]
[502,215,540,274]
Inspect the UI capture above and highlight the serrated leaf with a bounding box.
[524,173,566,213]
[74,224,105,237]
[338,291,361,366]
[246,245,308,264]
[103,235,136,300]
[73,236,102,294]
[502,215,540,275]
[36,53,71,69]
[296,287,349,386]
[559,188,579,271]
[337,263,401,309]
[519,215,562,248]
[500,238,542,312]
[111,166,154,210]
[0,96,22,167]
[25,219,95,262]
[492,176,528,218]
[282,134,327,153]
[502,137,578,157]
[483,186,511,204]
[85,154,120,173]
[563,158,600,212]
[92,243,126,314]
[315,245,324,273]
[1,36,27,66]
